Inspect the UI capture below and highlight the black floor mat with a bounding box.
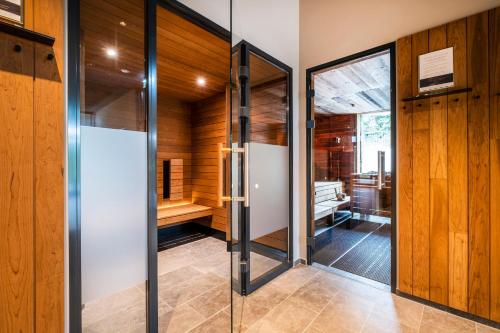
[332,223,391,285]
[312,221,382,266]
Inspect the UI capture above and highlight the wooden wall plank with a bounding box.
[0,33,35,333]
[447,17,469,312]
[467,11,490,318]
[33,0,65,329]
[489,7,500,322]
[411,30,430,300]
[429,25,449,305]
[396,35,413,294]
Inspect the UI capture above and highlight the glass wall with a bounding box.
[79,0,148,331]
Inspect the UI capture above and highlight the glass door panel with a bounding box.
[247,51,290,285]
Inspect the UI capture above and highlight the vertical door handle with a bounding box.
[377,151,385,190]
[243,142,249,207]
[217,143,232,207]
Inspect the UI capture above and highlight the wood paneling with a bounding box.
[411,30,430,300]
[157,7,229,102]
[396,35,413,295]
[447,18,468,312]
[429,24,449,305]
[314,114,356,192]
[191,91,229,234]
[489,7,500,323]
[0,32,35,333]
[157,96,192,206]
[1,0,64,330]
[467,11,490,318]
[397,8,499,321]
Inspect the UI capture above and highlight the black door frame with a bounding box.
[305,42,397,292]
[232,40,294,295]
[67,0,158,331]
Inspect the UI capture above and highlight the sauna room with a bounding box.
[310,49,393,285]
[155,6,231,249]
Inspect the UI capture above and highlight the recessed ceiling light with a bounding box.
[119,21,127,27]
[120,68,130,74]
[105,48,118,58]
[196,77,206,86]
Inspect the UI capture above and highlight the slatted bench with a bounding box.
[314,181,351,223]
[157,203,213,228]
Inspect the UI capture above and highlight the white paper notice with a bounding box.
[418,47,454,92]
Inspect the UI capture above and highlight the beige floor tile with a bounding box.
[370,294,424,329]
[188,283,231,318]
[159,272,225,307]
[361,311,418,333]
[419,306,476,333]
[82,284,145,326]
[245,298,317,333]
[158,304,205,333]
[476,323,500,333]
[308,291,375,333]
[158,266,204,289]
[232,283,290,328]
[189,311,231,333]
[288,275,340,313]
[83,298,147,333]
[268,264,319,293]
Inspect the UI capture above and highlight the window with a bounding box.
[359,111,391,173]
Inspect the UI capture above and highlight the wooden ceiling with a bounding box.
[157,7,230,102]
[313,51,390,115]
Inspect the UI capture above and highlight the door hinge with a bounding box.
[239,106,250,118]
[240,259,248,273]
[239,65,249,80]
[306,120,315,129]
[307,89,315,98]
[307,237,315,248]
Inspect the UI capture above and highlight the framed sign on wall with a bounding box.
[418,47,454,92]
[0,0,23,26]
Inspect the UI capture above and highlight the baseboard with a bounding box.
[396,290,500,329]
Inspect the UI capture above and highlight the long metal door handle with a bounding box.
[217,143,231,207]
[243,142,249,207]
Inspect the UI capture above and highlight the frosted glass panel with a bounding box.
[81,126,147,303]
[249,143,288,240]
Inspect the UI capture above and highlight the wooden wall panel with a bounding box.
[34,0,65,329]
[397,8,499,321]
[157,96,192,206]
[488,7,500,322]
[0,33,35,333]
[411,30,430,300]
[467,11,490,318]
[191,91,229,234]
[447,18,469,312]
[396,35,413,295]
[428,25,449,305]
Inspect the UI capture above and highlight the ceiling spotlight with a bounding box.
[196,77,206,86]
[119,21,127,27]
[120,68,130,74]
[105,48,117,58]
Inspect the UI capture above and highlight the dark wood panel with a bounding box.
[467,11,490,318]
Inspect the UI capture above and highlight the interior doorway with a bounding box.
[306,44,396,288]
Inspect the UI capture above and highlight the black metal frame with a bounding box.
[67,0,158,331]
[232,40,294,295]
[305,42,397,292]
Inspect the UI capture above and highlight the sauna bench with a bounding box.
[157,203,213,228]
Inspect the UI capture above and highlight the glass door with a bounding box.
[230,41,292,297]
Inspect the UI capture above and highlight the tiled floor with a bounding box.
[83,237,499,333]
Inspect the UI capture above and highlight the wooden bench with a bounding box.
[157,203,213,228]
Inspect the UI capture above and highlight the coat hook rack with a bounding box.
[402,87,472,102]
[0,21,55,46]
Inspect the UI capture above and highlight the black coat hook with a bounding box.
[47,53,54,60]
[14,44,21,52]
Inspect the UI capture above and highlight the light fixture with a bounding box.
[105,48,117,58]
[120,68,130,74]
[196,77,206,86]
[119,21,127,27]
